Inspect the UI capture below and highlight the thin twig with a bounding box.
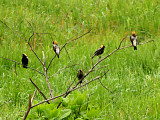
[23,94,31,120]
[66,77,77,93]
[118,35,128,49]
[31,72,106,108]
[71,70,109,92]
[0,100,12,107]
[29,78,50,104]
[57,70,109,109]
[92,39,154,71]
[31,92,66,108]
[46,29,92,71]
[0,20,44,66]
[27,20,55,40]
[31,90,37,103]
[42,51,45,66]
[0,56,21,64]
[0,56,45,76]
[14,63,17,75]
[26,36,155,109]
[28,32,43,66]
[43,61,55,102]
[57,37,154,108]
[98,78,113,93]
[23,90,37,120]
[65,46,71,61]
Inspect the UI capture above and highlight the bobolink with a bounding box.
[77,70,84,84]
[22,54,28,68]
[53,41,60,58]
[130,31,137,50]
[92,45,105,59]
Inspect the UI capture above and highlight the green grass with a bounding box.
[1,0,160,119]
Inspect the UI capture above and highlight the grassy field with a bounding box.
[0,0,160,119]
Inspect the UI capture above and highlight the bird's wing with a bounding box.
[94,48,101,55]
[53,44,57,52]
[56,45,60,55]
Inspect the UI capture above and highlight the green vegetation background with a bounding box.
[0,0,160,119]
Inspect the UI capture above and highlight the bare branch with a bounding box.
[14,63,17,75]
[31,36,154,108]
[46,29,92,71]
[27,29,44,66]
[65,47,71,61]
[27,21,55,40]
[138,39,154,45]
[0,56,21,64]
[46,55,56,72]
[32,69,109,108]
[0,100,12,108]
[66,77,77,93]
[31,92,66,108]
[23,94,31,120]
[0,20,44,67]
[29,78,50,104]
[26,20,34,34]
[48,64,78,79]
[42,51,45,66]
[23,90,37,120]
[56,38,154,108]
[43,64,54,103]
[92,39,154,71]
[98,78,113,93]
[0,20,27,41]
[31,90,37,103]
[26,22,55,102]
[0,56,45,76]
[118,34,128,49]
[61,29,92,50]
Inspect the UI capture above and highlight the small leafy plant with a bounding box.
[27,91,101,120]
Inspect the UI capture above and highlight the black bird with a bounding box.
[92,45,105,59]
[77,70,84,84]
[53,41,60,58]
[22,54,28,68]
[130,31,137,50]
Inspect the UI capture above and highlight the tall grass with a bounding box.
[0,0,160,119]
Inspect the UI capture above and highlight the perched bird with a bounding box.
[77,70,84,84]
[22,54,28,68]
[92,45,105,59]
[130,31,137,50]
[53,41,60,58]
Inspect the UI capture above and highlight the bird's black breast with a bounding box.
[22,56,28,65]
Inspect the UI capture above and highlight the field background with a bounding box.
[0,0,160,119]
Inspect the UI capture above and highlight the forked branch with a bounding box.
[31,70,108,108]
[33,36,154,108]
[46,29,92,71]
[0,56,45,76]
[29,78,50,104]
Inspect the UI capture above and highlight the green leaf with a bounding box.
[59,109,72,119]
[26,114,37,119]
[61,97,69,107]
[73,91,87,106]
[43,107,61,119]
[75,118,83,120]
[86,108,100,118]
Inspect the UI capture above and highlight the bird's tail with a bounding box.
[134,46,137,50]
[57,55,59,58]
[23,64,27,68]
